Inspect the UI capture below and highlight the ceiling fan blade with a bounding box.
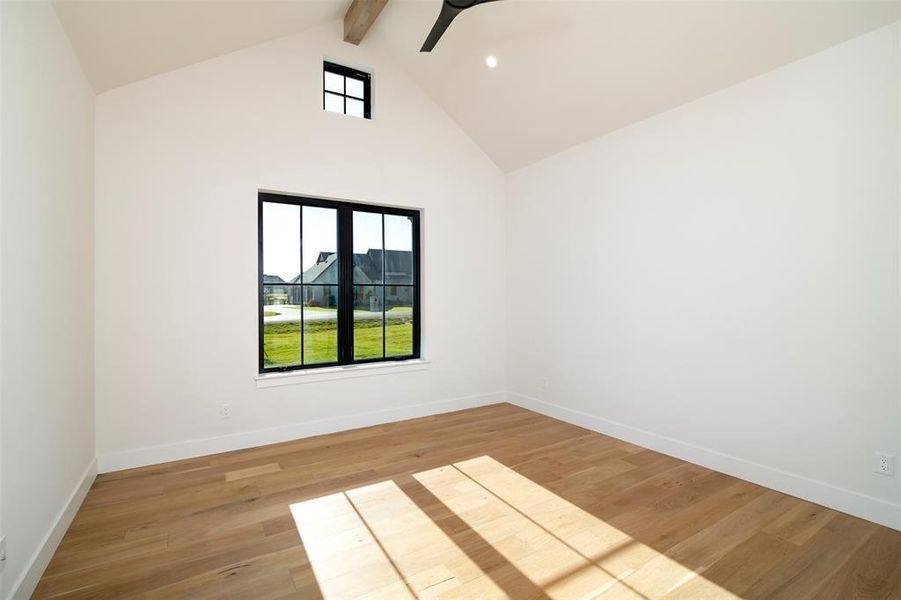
[420,0,504,53]
[420,1,463,52]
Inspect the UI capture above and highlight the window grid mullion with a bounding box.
[299,206,304,366]
[338,206,354,365]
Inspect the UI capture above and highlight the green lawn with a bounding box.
[263,316,413,367]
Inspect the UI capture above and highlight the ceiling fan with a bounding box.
[420,0,501,52]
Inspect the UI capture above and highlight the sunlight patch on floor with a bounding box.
[447,456,738,599]
[290,479,503,598]
[291,455,739,599]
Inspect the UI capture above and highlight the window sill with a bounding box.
[255,359,430,388]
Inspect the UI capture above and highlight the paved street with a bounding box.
[263,305,411,324]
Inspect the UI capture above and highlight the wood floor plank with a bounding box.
[35,403,901,599]
[225,462,282,482]
[743,512,879,600]
[762,499,837,546]
[817,527,901,599]
[664,531,794,598]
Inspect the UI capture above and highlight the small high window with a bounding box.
[323,61,371,119]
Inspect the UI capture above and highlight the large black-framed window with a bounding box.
[258,192,420,373]
[323,61,371,119]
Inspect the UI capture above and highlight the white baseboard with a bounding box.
[98,391,505,473]
[8,458,97,600]
[508,392,901,532]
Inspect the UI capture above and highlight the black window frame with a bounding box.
[322,61,372,119]
[258,192,421,373]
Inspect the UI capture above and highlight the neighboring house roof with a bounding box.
[295,249,414,285]
[352,249,413,284]
[383,250,414,283]
[262,274,287,284]
[353,265,372,284]
[293,253,337,284]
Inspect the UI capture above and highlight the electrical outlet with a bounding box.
[0,535,7,573]
[875,453,894,476]
[220,403,232,419]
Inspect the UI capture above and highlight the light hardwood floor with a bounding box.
[35,404,901,598]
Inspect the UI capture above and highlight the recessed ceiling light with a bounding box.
[485,55,497,68]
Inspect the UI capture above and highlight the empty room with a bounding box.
[2,0,901,597]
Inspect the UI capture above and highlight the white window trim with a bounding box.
[255,359,430,388]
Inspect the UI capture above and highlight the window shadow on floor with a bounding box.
[290,455,754,598]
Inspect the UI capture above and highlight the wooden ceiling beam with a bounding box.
[344,0,389,45]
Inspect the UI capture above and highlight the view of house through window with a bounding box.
[259,193,419,372]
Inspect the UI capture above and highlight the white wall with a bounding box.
[0,4,5,593]
[94,20,506,471]
[507,23,901,529]
[0,2,95,597]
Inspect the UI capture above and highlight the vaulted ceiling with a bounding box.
[55,0,901,171]
[53,1,345,92]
